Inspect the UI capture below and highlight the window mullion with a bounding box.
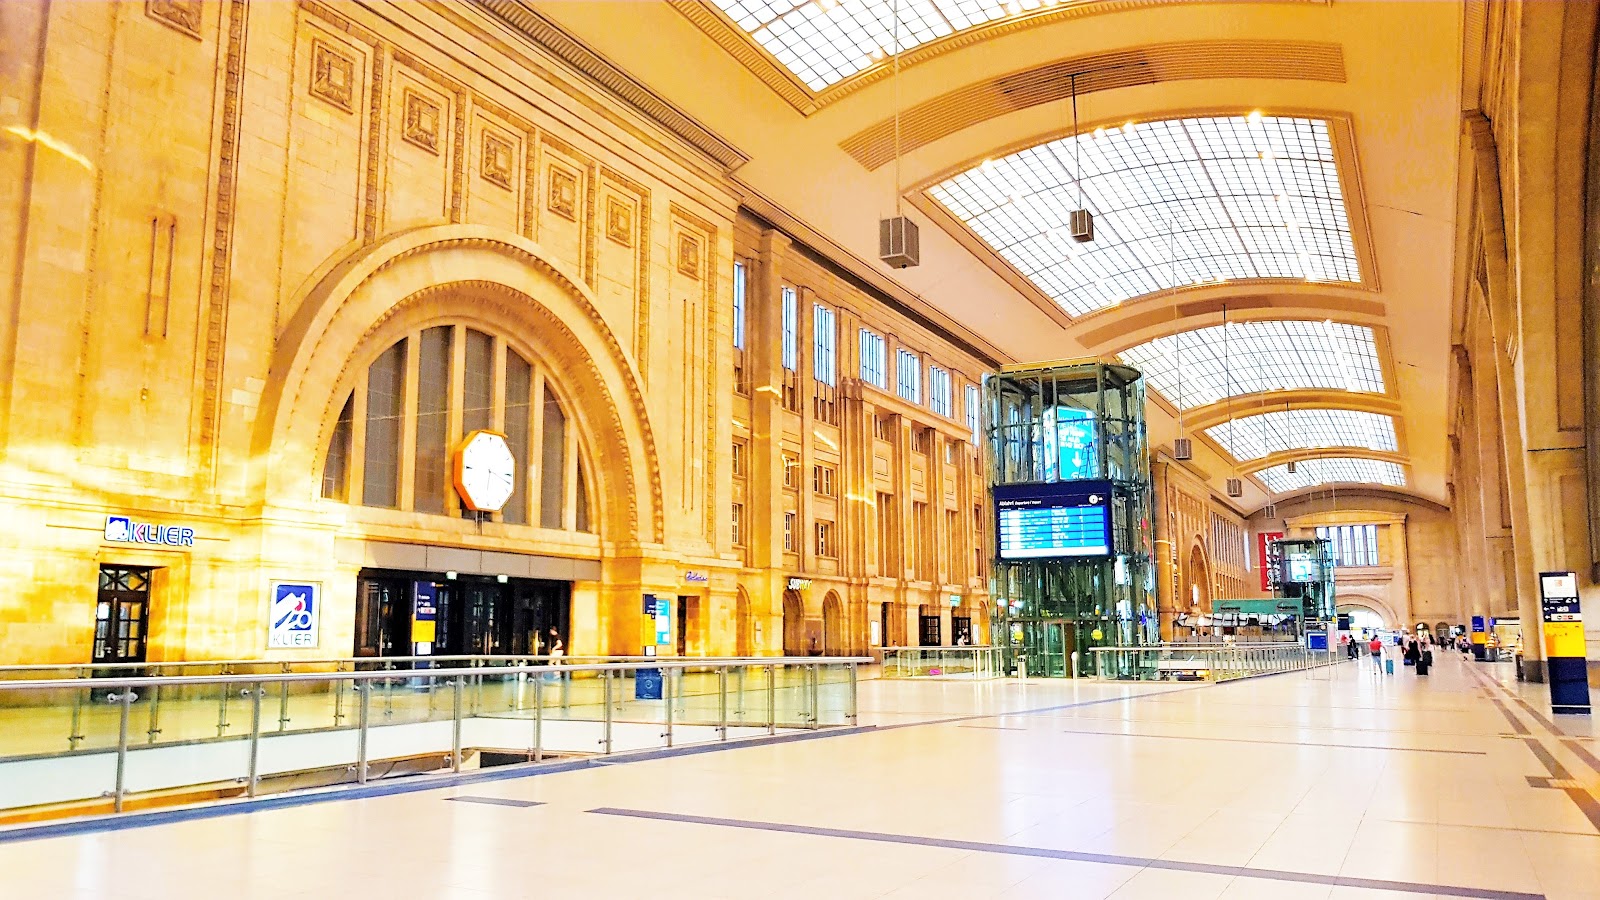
[349,374,369,506]
[398,331,422,512]
[530,369,547,528]
[446,326,466,516]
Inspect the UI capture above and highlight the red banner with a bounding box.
[1257,531,1284,591]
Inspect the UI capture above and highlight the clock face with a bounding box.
[453,430,516,512]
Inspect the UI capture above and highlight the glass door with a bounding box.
[94,566,152,665]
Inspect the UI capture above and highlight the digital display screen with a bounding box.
[1281,554,1322,584]
[1052,407,1098,481]
[994,480,1115,560]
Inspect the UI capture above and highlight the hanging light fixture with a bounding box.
[1170,228,1191,460]
[1068,73,1094,242]
[878,0,919,268]
[1224,304,1243,498]
[1283,401,1298,474]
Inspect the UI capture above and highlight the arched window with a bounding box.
[320,324,594,532]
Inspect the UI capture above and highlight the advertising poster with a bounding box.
[268,582,320,649]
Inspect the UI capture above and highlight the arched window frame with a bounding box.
[316,321,597,534]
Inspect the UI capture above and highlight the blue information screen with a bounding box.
[994,480,1115,560]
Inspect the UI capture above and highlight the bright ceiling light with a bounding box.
[1119,320,1385,410]
[1253,457,1406,492]
[1206,409,1399,461]
[927,116,1361,316]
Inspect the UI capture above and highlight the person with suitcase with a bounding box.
[1369,635,1384,674]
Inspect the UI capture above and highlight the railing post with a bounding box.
[215,667,232,737]
[277,663,292,732]
[109,688,136,813]
[333,662,348,726]
[69,673,87,751]
[717,666,729,741]
[663,662,675,748]
[807,663,819,729]
[356,681,370,785]
[451,675,464,774]
[767,664,777,734]
[532,668,544,762]
[847,662,858,726]
[246,684,263,798]
[146,677,163,744]
[602,668,614,755]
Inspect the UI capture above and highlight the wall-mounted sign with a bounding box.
[1256,531,1284,591]
[786,577,812,591]
[654,596,672,645]
[104,515,194,548]
[994,480,1114,559]
[684,570,709,584]
[268,582,320,649]
[948,594,961,608]
[413,581,439,654]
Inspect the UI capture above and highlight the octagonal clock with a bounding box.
[452,430,517,512]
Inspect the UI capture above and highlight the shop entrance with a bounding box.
[93,565,153,665]
[1017,619,1076,677]
[918,607,942,647]
[354,570,570,659]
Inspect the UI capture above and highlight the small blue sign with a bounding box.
[654,597,672,645]
[635,668,663,700]
[268,582,319,649]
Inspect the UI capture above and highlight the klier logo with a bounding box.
[104,515,195,547]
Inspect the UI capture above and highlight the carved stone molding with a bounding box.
[675,232,700,279]
[145,0,203,39]
[310,39,357,113]
[605,197,633,247]
[482,131,515,190]
[402,89,442,154]
[548,166,578,220]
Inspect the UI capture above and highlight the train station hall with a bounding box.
[1,0,1599,896]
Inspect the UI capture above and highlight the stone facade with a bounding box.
[0,0,993,663]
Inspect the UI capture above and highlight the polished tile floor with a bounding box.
[2,653,1596,900]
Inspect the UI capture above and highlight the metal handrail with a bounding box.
[0,654,844,676]
[0,657,873,692]
[0,656,871,817]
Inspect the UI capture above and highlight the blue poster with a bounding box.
[268,582,319,649]
[654,597,672,645]
[413,581,439,657]
[1054,407,1098,481]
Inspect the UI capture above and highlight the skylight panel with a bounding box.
[712,0,1045,91]
[1253,457,1406,493]
[927,115,1361,316]
[1206,409,1398,462]
[1119,320,1384,410]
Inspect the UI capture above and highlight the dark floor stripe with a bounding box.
[1488,698,1531,735]
[447,796,544,808]
[1563,787,1600,834]
[1512,698,1565,736]
[1523,737,1574,780]
[586,807,1544,900]
[1564,739,1600,775]
[1060,727,1486,755]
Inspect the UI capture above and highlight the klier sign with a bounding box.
[104,515,195,548]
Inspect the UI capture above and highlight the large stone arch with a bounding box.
[253,225,664,544]
[1337,592,1400,632]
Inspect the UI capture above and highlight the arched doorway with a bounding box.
[782,590,806,656]
[735,588,752,656]
[821,592,844,655]
[1339,604,1387,635]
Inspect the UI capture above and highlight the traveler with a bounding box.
[1417,642,1433,676]
[1404,639,1420,668]
[1368,635,1383,669]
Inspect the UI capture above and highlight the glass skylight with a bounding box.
[1206,409,1398,462]
[708,0,1053,91]
[1253,457,1406,493]
[928,116,1360,316]
[1119,320,1384,410]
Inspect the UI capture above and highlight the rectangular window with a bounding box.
[363,339,406,509]
[859,329,886,388]
[874,415,891,440]
[731,503,744,546]
[813,304,836,385]
[910,428,930,455]
[877,492,896,572]
[322,396,354,501]
[502,353,532,525]
[463,328,494,435]
[816,520,836,558]
[731,439,745,477]
[732,261,747,350]
[540,393,567,529]
[928,366,952,416]
[784,511,796,552]
[813,463,835,497]
[945,442,958,465]
[1365,524,1380,565]
[912,501,930,577]
[783,452,799,489]
[966,384,981,443]
[781,286,798,371]
[414,326,451,515]
[896,349,921,404]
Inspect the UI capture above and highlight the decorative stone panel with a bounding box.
[548,166,578,220]
[605,197,632,247]
[402,89,442,154]
[482,132,515,190]
[146,0,203,38]
[310,39,356,113]
[676,232,700,279]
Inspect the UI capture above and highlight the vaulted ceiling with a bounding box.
[533,0,1464,512]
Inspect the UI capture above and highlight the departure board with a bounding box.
[993,480,1115,560]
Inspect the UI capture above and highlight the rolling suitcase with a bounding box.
[1385,659,1394,675]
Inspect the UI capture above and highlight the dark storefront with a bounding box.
[354,569,570,658]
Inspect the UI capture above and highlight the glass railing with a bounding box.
[0,656,867,817]
[880,646,1005,679]
[1089,643,1339,682]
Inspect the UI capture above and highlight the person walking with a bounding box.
[1417,641,1433,676]
[1368,634,1384,674]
